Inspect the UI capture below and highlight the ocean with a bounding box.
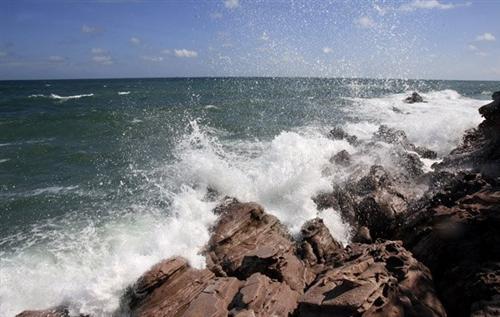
[0,77,498,316]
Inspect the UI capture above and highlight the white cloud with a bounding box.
[48,55,65,63]
[142,56,164,62]
[467,44,478,51]
[322,47,333,54]
[210,12,223,19]
[91,48,106,54]
[174,49,198,58]
[400,0,470,11]
[476,51,489,57]
[355,16,376,29]
[476,32,496,42]
[260,32,270,41]
[92,55,113,65]
[130,37,141,45]
[224,0,239,9]
[81,25,100,34]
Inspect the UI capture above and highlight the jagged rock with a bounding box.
[298,241,446,317]
[129,257,215,317]
[437,92,500,178]
[403,92,425,103]
[205,201,314,292]
[229,273,300,317]
[298,218,344,270]
[399,175,500,317]
[16,308,70,317]
[314,165,411,239]
[330,149,351,166]
[327,127,358,144]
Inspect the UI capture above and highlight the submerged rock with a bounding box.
[16,308,70,317]
[403,92,425,103]
[327,127,358,144]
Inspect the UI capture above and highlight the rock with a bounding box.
[399,174,500,317]
[437,92,500,178]
[205,201,314,293]
[352,226,372,244]
[330,149,351,166]
[229,273,300,317]
[298,240,446,317]
[327,127,358,144]
[298,218,344,270]
[183,277,241,317]
[404,92,425,103]
[129,257,215,317]
[415,146,438,159]
[16,308,70,317]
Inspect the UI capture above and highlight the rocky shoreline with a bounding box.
[17,92,500,317]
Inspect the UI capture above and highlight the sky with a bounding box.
[0,0,499,80]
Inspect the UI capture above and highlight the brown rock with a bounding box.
[205,201,314,292]
[129,257,215,317]
[399,175,500,317]
[183,277,241,317]
[229,273,300,317]
[298,218,344,270]
[298,241,446,317]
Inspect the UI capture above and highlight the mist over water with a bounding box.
[0,78,496,316]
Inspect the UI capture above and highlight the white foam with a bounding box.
[0,158,10,164]
[344,89,483,155]
[204,105,219,109]
[28,93,94,100]
[118,91,130,95]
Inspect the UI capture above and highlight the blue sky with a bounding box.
[0,0,499,80]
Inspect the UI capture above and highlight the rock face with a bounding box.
[403,92,425,103]
[299,241,446,317]
[437,91,500,178]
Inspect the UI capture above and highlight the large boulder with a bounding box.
[298,240,447,317]
[16,308,70,317]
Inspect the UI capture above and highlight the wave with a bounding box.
[204,104,219,109]
[118,91,131,95]
[0,158,10,164]
[28,93,94,100]
[0,89,487,317]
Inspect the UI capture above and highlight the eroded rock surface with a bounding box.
[299,241,446,317]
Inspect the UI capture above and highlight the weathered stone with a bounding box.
[403,92,425,104]
[298,241,446,317]
[16,308,69,317]
[205,201,314,293]
[229,273,300,317]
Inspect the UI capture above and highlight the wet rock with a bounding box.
[415,146,438,159]
[374,125,436,162]
[129,257,215,317]
[298,240,446,317]
[403,92,425,103]
[16,308,70,317]
[399,175,500,317]
[327,127,358,144]
[437,92,500,178]
[229,273,300,317]
[298,218,344,270]
[205,201,314,292]
[330,149,351,166]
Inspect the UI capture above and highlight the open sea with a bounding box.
[0,77,498,316]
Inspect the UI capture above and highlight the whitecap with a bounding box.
[118,91,131,95]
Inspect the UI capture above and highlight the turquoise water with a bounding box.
[0,78,498,316]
